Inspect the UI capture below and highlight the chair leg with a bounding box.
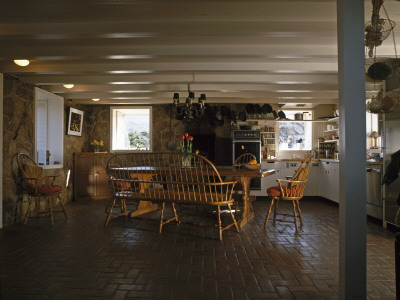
[171,203,180,226]
[296,200,303,224]
[121,199,127,224]
[24,196,34,224]
[292,200,298,232]
[264,198,275,230]
[48,196,54,226]
[105,198,116,227]
[59,195,68,219]
[273,198,279,223]
[217,206,222,241]
[159,202,165,233]
[227,204,239,232]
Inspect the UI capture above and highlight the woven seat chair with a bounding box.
[17,153,68,225]
[264,154,312,232]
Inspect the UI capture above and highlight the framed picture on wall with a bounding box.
[67,107,84,136]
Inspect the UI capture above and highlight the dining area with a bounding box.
[103,152,277,239]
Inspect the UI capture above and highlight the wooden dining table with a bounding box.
[217,167,276,228]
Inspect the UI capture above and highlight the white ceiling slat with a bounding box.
[0,0,398,105]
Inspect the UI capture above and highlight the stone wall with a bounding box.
[2,75,35,225]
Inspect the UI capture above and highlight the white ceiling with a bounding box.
[0,0,399,106]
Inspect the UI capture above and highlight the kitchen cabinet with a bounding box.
[319,161,339,203]
[73,152,112,201]
[304,161,320,196]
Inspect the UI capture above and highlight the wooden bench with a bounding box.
[105,152,239,240]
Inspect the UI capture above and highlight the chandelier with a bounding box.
[173,79,206,119]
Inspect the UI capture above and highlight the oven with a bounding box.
[232,130,262,190]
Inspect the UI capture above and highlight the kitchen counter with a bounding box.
[319,159,339,163]
[262,158,320,162]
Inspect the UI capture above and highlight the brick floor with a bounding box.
[0,197,396,299]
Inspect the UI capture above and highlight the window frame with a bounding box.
[277,110,313,151]
[110,106,153,153]
[34,87,64,168]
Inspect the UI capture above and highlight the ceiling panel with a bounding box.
[0,0,399,105]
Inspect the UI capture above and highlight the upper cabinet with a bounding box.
[35,87,64,167]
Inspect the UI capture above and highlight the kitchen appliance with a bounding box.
[384,104,400,227]
[366,165,383,220]
[232,130,261,190]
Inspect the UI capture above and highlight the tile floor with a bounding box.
[0,197,396,299]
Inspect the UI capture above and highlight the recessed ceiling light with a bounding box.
[13,59,30,67]
[92,98,100,102]
[63,84,74,89]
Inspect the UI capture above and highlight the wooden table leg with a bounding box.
[129,173,159,217]
[238,176,254,228]
[130,201,159,217]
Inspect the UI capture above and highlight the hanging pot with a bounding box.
[368,62,393,80]
[278,110,286,119]
[238,111,247,122]
[295,113,303,120]
[262,104,272,114]
[254,104,262,114]
[244,104,255,114]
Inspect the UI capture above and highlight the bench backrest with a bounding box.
[106,152,236,204]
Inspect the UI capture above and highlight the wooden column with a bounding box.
[337,0,367,298]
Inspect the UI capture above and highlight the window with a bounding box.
[278,110,312,151]
[111,106,152,151]
[35,87,64,167]
[366,111,380,149]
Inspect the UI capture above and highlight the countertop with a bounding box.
[262,158,383,164]
[262,158,321,162]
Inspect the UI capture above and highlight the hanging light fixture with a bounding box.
[173,76,206,119]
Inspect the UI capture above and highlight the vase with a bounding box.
[182,154,192,168]
[95,145,100,152]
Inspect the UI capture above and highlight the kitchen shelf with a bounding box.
[323,129,339,133]
[321,140,339,143]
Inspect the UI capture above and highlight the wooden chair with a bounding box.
[264,154,312,232]
[232,153,257,205]
[104,163,131,227]
[17,153,68,225]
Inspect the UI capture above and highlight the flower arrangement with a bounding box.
[91,139,104,152]
[178,133,193,153]
[178,133,194,167]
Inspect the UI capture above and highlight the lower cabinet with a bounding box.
[73,152,113,201]
[319,161,339,203]
[304,162,321,196]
